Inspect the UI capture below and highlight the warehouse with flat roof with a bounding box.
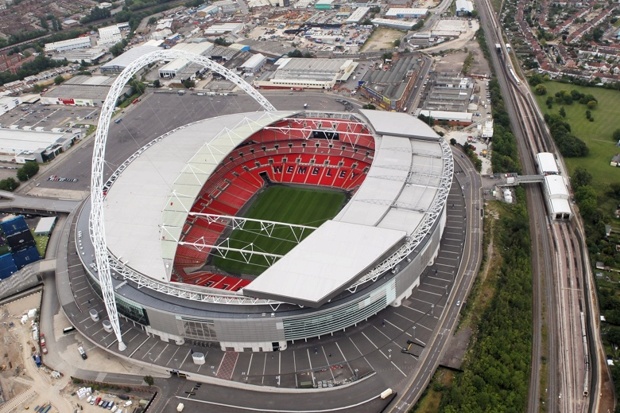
[41,75,130,106]
[359,55,420,111]
[254,58,357,90]
[101,45,161,74]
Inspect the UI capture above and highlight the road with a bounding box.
[388,149,483,412]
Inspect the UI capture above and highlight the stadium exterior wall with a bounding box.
[77,202,446,352]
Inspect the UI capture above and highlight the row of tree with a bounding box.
[543,113,589,157]
[0,162,40,193]
[487,78,521,173]
[440,197,532,412]
[0,55,68,87]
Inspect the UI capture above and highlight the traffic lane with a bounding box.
[166,370,390,413]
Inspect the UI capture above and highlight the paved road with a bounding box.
[388,148,483,412]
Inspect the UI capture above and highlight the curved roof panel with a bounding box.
[104,111,295,283]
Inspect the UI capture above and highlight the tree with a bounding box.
[382,52,393,61]
[534,84,547,95]
[612,129,620,142]
[148,17,157,25]
[572,167,592,188]
[287,49,303,58]
[214,37,231,46]
[559,107,566,118]
[393,39,401,47]
[143,375,154,386]
[450,138,457,145]
[587,100,597,110]
[362,103,376,110]
[17,161,39,181]
[181,78,195,89]
[153,79,161,88]
[54,75,65,85]
[0,178,19,191]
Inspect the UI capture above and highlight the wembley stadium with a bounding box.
[74,106,453,353]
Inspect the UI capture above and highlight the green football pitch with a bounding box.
[212,185,347,276]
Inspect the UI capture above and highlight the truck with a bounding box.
[495,43,501,53]
[380,388,394,399]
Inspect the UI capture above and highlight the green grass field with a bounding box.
[212,185,347,276]
[533,81,620,192]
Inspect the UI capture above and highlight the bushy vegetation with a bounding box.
[17,162,39,182]
[440,198,532,412]
[80,6,112,24]
[0,55,68,86]
[487,79,520,173]
[543,113,589,157]
[0,178,20,192]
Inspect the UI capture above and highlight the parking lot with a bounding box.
[0,104,99,131]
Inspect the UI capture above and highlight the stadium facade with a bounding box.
[76,108,453,352]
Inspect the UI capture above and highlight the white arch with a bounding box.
[89,49,275,351]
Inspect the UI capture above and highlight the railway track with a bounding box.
[475,0,600,411]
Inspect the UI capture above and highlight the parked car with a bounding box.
[40,333,48,354]
[78,345,88,360]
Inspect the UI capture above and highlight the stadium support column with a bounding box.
[89,49,276,352]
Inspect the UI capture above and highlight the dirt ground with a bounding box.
[361,28,403,53]
[0,293,149,413]
[430,23,490,76]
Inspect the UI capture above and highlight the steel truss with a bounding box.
[262,118,374,149]
[89,49,276,350]
[180,214,316,267]
[188,213,316,242]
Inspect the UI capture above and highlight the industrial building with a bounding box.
[421,75,474,113]
[44,37,92,54]
[385,7,428,18]
[41,75,130,106]
[415,110,473,126]
[211,0,239,14]
[98,25,122,47]
[371,18,417,31]
[359,55,420,111]
[315,0,334,9]
[0,129,80,163]
[158,42,214,79]
[346,7,370,24]
[455,0,474,16]
[240,53,267,73]
[100,45,162,74]
[481,119,494,138]
[203,22,245,36]
[254,58,356,90]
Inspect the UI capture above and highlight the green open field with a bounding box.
[212,185,347,276]
[533,81,620,192]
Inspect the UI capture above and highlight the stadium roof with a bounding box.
[104,110,450,306]
[104,111,295,283]
[243,221,406,307]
